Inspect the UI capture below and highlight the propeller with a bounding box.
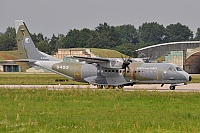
[121,55,132,71]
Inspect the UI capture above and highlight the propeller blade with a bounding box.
[121,54,125,62]
[121,55,132,70]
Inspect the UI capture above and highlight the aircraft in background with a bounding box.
[15,20,192,90]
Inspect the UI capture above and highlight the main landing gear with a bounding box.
[97,85,103,89]
[96,85,124,89]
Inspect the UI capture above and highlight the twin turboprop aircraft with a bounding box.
[15,20,192,90]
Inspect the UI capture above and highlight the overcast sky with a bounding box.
[1,0,200,37]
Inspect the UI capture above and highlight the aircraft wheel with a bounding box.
[118,85,124,89]
[169,86,175,90]
[104,85,109,89]
[97,85,103,89]
[109,86,115,89]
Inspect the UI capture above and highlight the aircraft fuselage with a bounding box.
[36,61,191,87]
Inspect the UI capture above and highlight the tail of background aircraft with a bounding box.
[15,20,59,61]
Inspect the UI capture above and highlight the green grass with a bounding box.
[190,74,200,83]
[0,50,19,60]
[0,73,85,85]
[0,89,200,132]
[90,48,128,58]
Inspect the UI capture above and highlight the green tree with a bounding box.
[89,22,120,48]
[138,22,165,46]
[31,33,47,43]
[0,27,17,51]
[0,33,4,50]
[56,34,65,49]
[95,22,111,33]
[115,24,138,44]
[115,43,137,57]
[48,34,62,55]
[165,22,193,42]
[61,29,92,48]
[93,22,114,48]
[194,28,200,40]
[31,33,49,53]
[36,41,49,53]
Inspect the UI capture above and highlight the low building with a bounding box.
[0,63,21,72]
[54,49,96,60]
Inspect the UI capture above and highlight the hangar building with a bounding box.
[136,41,200,74]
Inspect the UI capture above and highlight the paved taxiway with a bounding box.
[0,84,199,92]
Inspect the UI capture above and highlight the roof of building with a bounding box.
[136,41,200,51]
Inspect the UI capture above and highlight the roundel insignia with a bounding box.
[25,38,30,43]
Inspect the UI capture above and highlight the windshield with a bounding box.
[176,67,182,71]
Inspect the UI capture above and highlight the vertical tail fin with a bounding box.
[15,20,59,61]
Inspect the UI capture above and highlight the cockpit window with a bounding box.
[176,67,182,71]
[168,67,175,71]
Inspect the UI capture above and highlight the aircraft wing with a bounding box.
[72,56,123,68]
[0,59,36,63]
[72,56,110,63]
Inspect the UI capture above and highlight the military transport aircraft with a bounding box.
[15,20,192,90]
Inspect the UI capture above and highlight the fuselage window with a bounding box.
[108,70,111,73]
[112,70,114,73]
[105,70,107,73]
[116,70,118,73]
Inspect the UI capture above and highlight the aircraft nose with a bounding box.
[189,76,192,81]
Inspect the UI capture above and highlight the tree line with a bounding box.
[0,22,200,57]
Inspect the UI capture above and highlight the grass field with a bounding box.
[90,48,128,58]
[0,51,18,60]
[190,74,200,83]
[0,73,85,85]
[0,89,200,132]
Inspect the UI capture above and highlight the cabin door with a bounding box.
[74,65,82,81]
[156,69,164,80]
